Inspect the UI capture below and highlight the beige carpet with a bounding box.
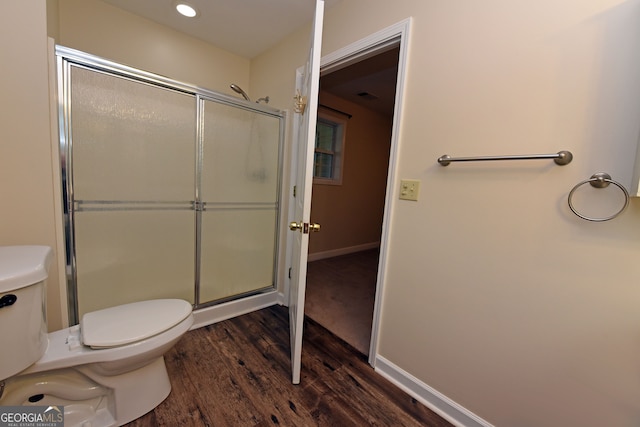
[304,249,379,355]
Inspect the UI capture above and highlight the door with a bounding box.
[67,64,197,318]
[288,0,324,384]
[199,98,282,304]
[58,47,287,324]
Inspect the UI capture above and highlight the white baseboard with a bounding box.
[307,241,380,262]
[190,291,282,330]
[375,356,493,427]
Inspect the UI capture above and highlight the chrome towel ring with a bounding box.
[568,172,629,222]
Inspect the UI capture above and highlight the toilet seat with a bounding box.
[82,299,193,349]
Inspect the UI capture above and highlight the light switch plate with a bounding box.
[399,179,420,201]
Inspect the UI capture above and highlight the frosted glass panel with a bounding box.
[199,100,280,303]
[75,210,195,317]
[71,66,196,202]
[200,210,276,303]
[202,100,281,203]
[69,65,197,318]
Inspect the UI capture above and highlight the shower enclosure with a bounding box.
[57,46,285,324]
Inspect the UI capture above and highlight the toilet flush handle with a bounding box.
[0,294,17,309]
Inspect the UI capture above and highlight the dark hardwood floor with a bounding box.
[126,305,452,426]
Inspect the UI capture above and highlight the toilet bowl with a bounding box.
[0,246,194,427]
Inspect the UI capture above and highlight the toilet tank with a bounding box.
[0,246,53,380]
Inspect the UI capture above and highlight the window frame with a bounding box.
[313,109,347,185]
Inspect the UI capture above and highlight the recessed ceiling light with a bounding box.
[176,3,198,18]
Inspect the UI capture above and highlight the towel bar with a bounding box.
[437,150,573,166]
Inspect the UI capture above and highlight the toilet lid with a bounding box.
[81,299,192,348]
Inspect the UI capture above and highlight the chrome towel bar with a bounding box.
[437,150,573,166]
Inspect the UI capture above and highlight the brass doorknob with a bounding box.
[289,222,321,232]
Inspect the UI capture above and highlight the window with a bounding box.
[313,110,347,185]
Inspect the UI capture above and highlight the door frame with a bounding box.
[317,18,412,366]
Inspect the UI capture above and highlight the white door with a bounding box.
[288,0,324,385]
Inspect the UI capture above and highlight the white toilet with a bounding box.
[0,245,194,427]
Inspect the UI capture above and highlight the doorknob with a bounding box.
[289,222,321,233]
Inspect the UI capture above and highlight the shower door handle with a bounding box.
[289,222,321,234]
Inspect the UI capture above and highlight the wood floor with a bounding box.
[126,305,452,426]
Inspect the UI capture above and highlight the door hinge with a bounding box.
[294,90,307,115]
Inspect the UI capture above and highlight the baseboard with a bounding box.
[191,291,281,329]
[375,356,493,427]
[307,242,380,262]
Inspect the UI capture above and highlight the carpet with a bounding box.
[304,249,379,355]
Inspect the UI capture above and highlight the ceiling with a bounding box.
[99,0,341,59]
[320,47,399,117]
[98,0,398,117]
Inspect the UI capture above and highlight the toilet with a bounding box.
[0,245,194,427]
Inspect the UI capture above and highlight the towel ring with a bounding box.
[568,172,629,222]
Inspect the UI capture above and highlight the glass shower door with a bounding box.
[69,65,197,317]
[199,99,282,303]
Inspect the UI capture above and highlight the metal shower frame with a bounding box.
[56,45,287,325]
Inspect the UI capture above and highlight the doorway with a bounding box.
[304,42,401,357]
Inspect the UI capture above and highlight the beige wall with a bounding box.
[1,2,64,330]
[253,0,640,426]
[309,91,391,255]
[56,0,250,96]
[46,0,59,40]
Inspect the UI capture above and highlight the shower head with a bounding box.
[230,84,251,102]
